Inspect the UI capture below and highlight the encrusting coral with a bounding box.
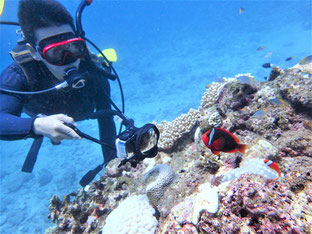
[46,66,312,233]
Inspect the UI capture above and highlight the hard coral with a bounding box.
[198,108,223,131]
[221,158,280,182]
[155,108,199,151]
[48,189,109,233]
[102,195,158,234]
[200,82,226,110]
[281,157,312,193]
[143,164,176,206]
[293,62,312,75]
[105,158,132,178]
[276,129,312,157]
[217,81,258,112]
[198,175,310,233]
[271,69,312,116]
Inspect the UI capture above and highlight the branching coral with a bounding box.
[155,108,199,151]
[200,82,227,110]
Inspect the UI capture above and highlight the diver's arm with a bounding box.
[0,93,82,141]
[95,76,117,164]
[0,93,38,140]
[0,63,40,140]
[0,63,81,142]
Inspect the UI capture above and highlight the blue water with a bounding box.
[0,0,311,232]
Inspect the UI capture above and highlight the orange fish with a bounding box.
[202,128,247,155]
[263,159,281,178]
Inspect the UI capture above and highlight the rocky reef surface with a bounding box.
[46,65,312,233]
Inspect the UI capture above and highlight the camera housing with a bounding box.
[115,124,160,168]
[115,126,137,159]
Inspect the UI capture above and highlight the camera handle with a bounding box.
[64,122,116,187]
[65,110,134,187]
[64,123,115,150]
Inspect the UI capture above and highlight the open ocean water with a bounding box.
[0,0,311,233]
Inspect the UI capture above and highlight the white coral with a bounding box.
[222,158,280,182]
[208,111,222,128]
[200,82,226,110]
[102,195,158,234]
[192,183,219,224]
[293,62,312,75]
[155,108,199,150]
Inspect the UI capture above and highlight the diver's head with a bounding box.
[18,0,86,81]
[18,0,75,45]
[31,25,86,81]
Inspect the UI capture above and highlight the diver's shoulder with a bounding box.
[0,62,28,87]
[1,61,26,77]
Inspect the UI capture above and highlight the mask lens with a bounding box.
[140,127,158,155]
[44,46,64,63]
[42,38,86,66]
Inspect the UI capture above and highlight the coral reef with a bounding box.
[105,158,132,178]
[198,107,223,131]
[235,73,254,83]
[197,175,311,233]
[221,158,280,182]
[200,81,227,110]
[272,68,312,113]
[155,108,199,151]
[293,62,312,75]
[191,182,219,223]
[46,66,312,233]
[143,164,176,206]
[101,194,158,234]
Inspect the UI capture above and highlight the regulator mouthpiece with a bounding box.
[65,68,88,89]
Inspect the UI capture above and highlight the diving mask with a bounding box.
[37,33,87,66]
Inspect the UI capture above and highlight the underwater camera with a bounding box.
[63,110,160,187]
[75,110,160,168]
[116,123,160,168]
[65,119,160,169]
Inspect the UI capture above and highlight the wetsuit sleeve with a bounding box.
[94,75,117,164]
[0,63,38,140]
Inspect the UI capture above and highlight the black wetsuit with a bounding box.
[0,60,117,164]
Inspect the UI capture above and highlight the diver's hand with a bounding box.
[33,114,82,143]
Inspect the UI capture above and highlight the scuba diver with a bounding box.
[0,0,117,176]
[0,0,160,187]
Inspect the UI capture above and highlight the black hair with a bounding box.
[18,0,75,45]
